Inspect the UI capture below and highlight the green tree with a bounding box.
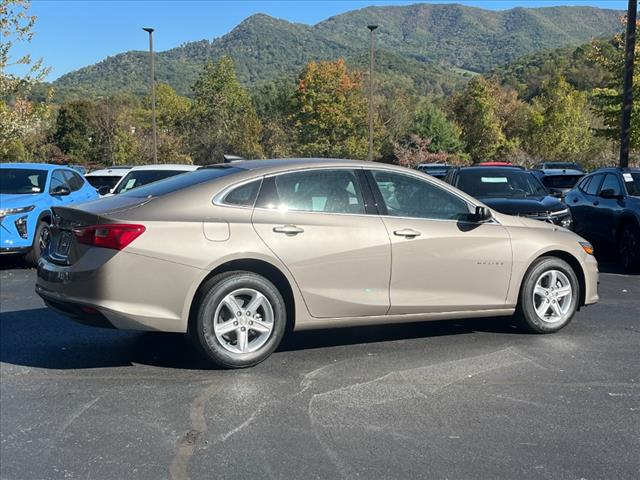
[451,77,514,162]
[53,100,97,162]
[526,76,594,162]
[251,79,296,157]
[588,18,640,150]
[411,101,462,153]
[188,57,263,164]
[291,59,369,159]
[1,0,51,159]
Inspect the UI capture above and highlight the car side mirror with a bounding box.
[599,188,622,199]
[464,206,492,222]
[97,186,111,195]
[51,185,71,196]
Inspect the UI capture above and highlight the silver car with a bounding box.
[36,159,599,368]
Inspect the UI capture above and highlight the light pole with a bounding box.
[620,0,637,168]
[367,24,378,162]
[143,27,158,164]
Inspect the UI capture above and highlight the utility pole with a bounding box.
[367,24,378,162]
[143,27,158,164]
[620,0,637,168]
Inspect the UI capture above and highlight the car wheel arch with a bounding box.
[188,258,297,334]
[518,250,587,309]
[616,214,640,240]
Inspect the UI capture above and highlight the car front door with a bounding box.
[251,168,391,318]
[570,173,604,241]
[49,170,72,206]
[592,173,625,245]
[366,169,512,315]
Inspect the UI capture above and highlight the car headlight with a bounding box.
[550,208,573,229]
[0,205,35,219]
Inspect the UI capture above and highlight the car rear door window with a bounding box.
[371,170,469,220]
[268,169,365,214]
[600,174,623,196]
[222,179,262,207]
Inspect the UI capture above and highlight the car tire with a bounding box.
[24,220,50,266]
[618,222,640,274]
[515,257,580,334]
[191,271,287,369]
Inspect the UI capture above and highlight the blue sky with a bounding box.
[7,0,631,81]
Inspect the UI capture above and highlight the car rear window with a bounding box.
[541,175,583,189]
[85,176,121,189]
[121,166,244,198]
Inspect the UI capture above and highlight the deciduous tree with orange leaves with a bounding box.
[291,59,369,160]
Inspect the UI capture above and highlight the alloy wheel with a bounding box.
[212,288,275,354]
[532,269,573,324]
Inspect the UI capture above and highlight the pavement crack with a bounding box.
[169,382,221,480]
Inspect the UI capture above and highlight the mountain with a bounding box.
[52,3,623,99]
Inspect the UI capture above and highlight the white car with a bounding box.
[110,164,200,195]
[85,167,132,195]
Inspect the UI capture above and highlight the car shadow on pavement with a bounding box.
[0,307,523,371]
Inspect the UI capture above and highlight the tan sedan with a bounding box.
[36,159,599,368]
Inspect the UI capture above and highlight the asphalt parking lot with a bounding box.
[1,260,639,480]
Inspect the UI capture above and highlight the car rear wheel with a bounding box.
[191,271,287,369]
[24,221,50,266]
[618,222,640,273]
[516,257,579,333]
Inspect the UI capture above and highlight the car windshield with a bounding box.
[113,169,193,194]
[85,175,122,189]
[541,174,583,189]
[457,170,548,198]
[623,172,640,196]
[542,162,581,170]
[122,166,244,198]
[0,168,49,194]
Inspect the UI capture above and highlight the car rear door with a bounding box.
[251,168,391,318]
[365,168,512,315]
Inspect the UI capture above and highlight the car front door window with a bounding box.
[371,170,470,220]
[49,170,69,194]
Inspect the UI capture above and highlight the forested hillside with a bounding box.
[51,3,622,99]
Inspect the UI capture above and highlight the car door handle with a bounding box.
[273,225,304,235]
[394,228,421,238]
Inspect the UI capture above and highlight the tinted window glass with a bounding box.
[272,169,365,214]
[542,175,583,189]
[0,168,48,194]
[584,174,603,195]
[64,170,85,191]
[122,167,243,198]
[223,179,262,207]
[85,175,121,189]
[456,169,547,198]
[50,170,69,192]
[600,174,622,196]
[372,170,469,220]
[114,169,194,194]
[622,172,640,196]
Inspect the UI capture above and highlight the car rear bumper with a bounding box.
[36,249,204,332]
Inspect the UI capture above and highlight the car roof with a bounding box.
[537,168,584,175]
[591,166,640,174]
[0,162,74,172]
[86,168,131,176]
[126,164,200,172]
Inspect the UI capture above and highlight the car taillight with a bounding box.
[73,224,146,250]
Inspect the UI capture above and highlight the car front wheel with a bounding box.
[516,257,579,333]
[24,220,50,266]
[191,271,287,369]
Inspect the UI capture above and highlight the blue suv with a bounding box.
[0,163,99,264]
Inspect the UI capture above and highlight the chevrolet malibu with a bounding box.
[36,159,599,368]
